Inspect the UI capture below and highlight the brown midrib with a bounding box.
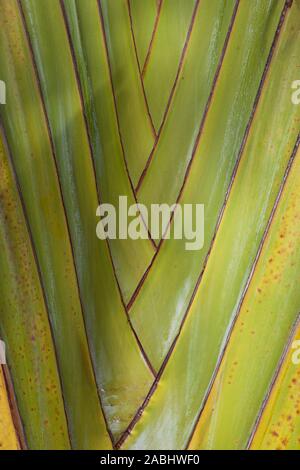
[141,0,163,78]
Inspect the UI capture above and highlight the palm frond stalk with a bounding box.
[0,0,299,450]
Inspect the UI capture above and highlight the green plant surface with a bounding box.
[121,0,300,449]
[0,0,155,447]
[251,320,300,450]
[62,0,155,303]
[137,0,281,209]
[0,0,299,452]
[129,0,158,70]
[189,142,300,449]
[20,0,155,442]
[0,129,70,449]
[142,0,197,131]
[130,0,286,370]
[0,0,112,449]
[100,0,156,187]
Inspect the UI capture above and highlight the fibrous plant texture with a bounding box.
[0,0,299,451]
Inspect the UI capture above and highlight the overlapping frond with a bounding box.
[0,0,299,450]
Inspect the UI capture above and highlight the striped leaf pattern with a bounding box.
[0,0,299,450]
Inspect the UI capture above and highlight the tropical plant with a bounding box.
[0,0,299,451]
